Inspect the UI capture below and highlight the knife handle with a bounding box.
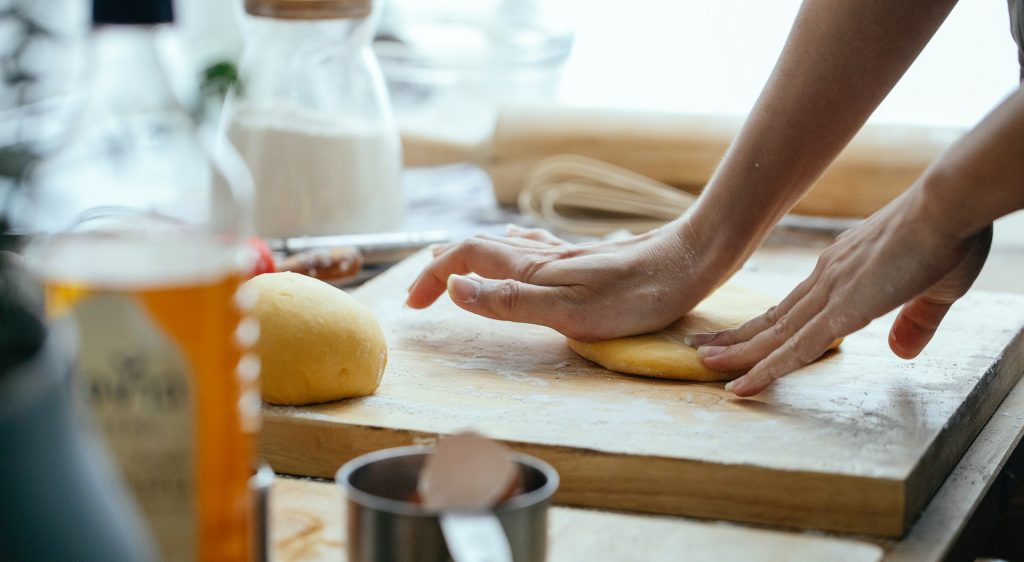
[277,246,364,283]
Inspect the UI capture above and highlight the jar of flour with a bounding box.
[226,0,403,238]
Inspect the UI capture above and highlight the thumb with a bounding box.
[889,226,992,359]
[447,274,568,329]
[888,296,954,359]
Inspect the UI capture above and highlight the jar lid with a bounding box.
[245,0,371,20]
[93,0,173,24]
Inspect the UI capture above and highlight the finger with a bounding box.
[475,232,555,250]
[725,312,841,397]
[888,227,990,359]
[406,237,552,309]
[888,296,953,359]
[506,224,568,246]
[686,307,778,348]
[447,274,572,330]
[699,285,829,372]
[430,232,550,258]
[690,267,824,348]
[431,243,454,257]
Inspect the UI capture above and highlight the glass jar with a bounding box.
[376,0,574,147]
[225,0,403,239]
[21,1,258,560]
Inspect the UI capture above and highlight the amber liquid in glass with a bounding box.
[39,233,255,562]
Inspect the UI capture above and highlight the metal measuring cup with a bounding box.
[337,445,559,562]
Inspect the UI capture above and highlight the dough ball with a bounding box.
[245,272,387,405]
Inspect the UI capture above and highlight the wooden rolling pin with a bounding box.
[402,105,963,218]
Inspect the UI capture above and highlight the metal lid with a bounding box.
[244,0,371,20]
[93,0,173,24]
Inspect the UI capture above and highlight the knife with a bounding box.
[266,230,451,265]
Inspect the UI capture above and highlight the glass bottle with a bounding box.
[22,0,258,560]
[224,0,403,239]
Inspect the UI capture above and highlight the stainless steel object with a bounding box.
[337,445,558,562]
[250,462,275,562]
[266,230,451,265]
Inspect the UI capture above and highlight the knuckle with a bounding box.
[770,314,790,338]
[844,311,870,333]
[552,245,584,260]
[494,279,521,313]
[782,337,817,366]
[515,258,547,284]
[461,236,488,254]
[812,253,830,274]
[515,247,572,283]
[813,255,841,284]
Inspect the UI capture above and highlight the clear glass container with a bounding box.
[22,20,257,562]
[225,0,403,239]
[376,0,573,146]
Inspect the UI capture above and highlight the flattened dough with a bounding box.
[569,284,840,382]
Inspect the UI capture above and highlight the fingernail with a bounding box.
[506,223,525,233]
[724,380,736,393]
[684,333,715,347]
[697,345,725,358]
[447,275,480,304]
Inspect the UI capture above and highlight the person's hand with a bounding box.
[689,187,992,397]
[405,222,738,341]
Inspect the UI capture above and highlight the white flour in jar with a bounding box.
[227,108,403,238]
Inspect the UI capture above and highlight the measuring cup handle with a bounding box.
[439,513,513,562]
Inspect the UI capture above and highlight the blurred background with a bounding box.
[4,0,1018,155]
[1,0,1021,300]
[1,0,1021,272]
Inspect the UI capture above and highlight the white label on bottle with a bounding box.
[71,294,196,562]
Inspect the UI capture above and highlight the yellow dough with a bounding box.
[569,285,840,382]
[245,272,387,405]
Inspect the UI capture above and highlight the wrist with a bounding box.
[685,194,775,267]
[666,206,762,282]
[914,165,986,242]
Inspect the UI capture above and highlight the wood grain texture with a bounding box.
[271,477,884,562]
[879,355,1024,561]
[259,250,1024,538]
[267,375,1024,561]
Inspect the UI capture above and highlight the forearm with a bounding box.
[919,87,1024,240]
[687,0,958,259]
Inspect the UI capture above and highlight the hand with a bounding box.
[690,186,992,397]
[405,222,736,341]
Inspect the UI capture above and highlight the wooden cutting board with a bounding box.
[259,250,1024,538]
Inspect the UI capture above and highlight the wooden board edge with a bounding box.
[259,412,906,537]
[902,328,1024,532]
